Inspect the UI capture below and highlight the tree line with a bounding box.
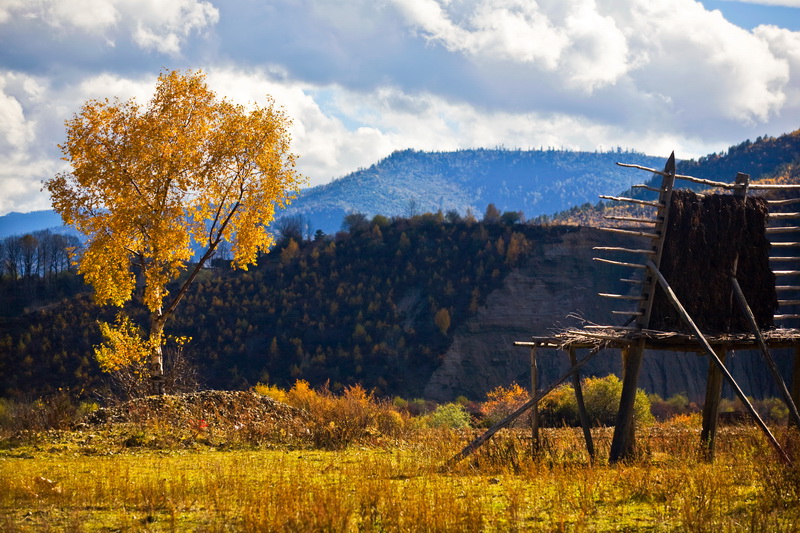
[0,208,561,400]
[0,230,80,281]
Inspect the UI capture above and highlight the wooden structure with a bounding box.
[449,153,800,467]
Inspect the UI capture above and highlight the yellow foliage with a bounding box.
[253,383,288,404]
[46,68,304,359]
[480,382,530,425]
[93,314,150,373]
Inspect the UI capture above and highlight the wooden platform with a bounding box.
[519,327,800,352]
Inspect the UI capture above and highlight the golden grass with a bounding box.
[2,424,800,532]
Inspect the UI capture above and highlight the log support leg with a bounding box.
[792,346,800,430]
[530,346,540,454]
[610,343,645,463]
[569,347,595,462]
[700,348,727,462]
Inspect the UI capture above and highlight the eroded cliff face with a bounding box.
[424,227,795,403]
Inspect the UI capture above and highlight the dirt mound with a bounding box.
[85,390,308,430]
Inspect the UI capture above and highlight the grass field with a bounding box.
[2,420,800,532]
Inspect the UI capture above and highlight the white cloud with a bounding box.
[1,0,800,215]
[0,0,218,55]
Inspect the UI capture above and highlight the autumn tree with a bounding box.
[45,69,303,393]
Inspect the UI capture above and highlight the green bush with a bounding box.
[426,403,471,429]
[538,374,653,427]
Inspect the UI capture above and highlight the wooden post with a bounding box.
[792,346,800,430]
[700,347,727,462]
[530,346,540,453]
[610,342,645,462]
[609,154,676,464]
[569,347,595,461]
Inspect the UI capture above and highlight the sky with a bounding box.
[1,0,799,216]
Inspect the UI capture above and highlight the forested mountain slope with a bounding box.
[0,148,666,239]
[1,212,795,403]
[283,148,665,234]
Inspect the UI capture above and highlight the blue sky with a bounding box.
[0,0,799,215]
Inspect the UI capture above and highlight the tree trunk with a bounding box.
[149,315,166,395]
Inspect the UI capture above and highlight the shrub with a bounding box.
[279,380,405,448]
[479,383,530,427]
[426,403,471,429]
[536,374,653,427]
[253,382,289,404]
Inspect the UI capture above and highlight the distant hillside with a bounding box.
[0,211,69,239]
[0,148,667,238]
[283,148,666,234]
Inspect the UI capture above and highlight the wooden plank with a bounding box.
[700,347,727,462]
[774,314,800,320]
[598,227,660,239]
[593,257,648,269]
[770,212,800,219]
[776,285,800,291]
[593,246,656,254]
[778,300,800,306]
[770,242,800,247]
[770,257,800,262]
[599,195,663,208]
[774,270,800,276]
[569,347,595,462]
[646,259,791,465]
[611,310,643,316]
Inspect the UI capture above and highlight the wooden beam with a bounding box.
[776,285,800,291]
[768,198,800,206]
[594,246,656,254]
[770,212,800,219]
[732,275,800,429]
[593,258,648,269]
[632,184,663,193]
[569,347,595,462]
[701,347,727,462]
[778,300,800,306]
[598,293,646,301]
[602,215,658,224]
[792,346,800,430]
[530,346,540,454]
[646,259,791,465]
[599,195,663,208]
[767,227,800,234]
[771,242,800,248]
[598,227,661,239]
